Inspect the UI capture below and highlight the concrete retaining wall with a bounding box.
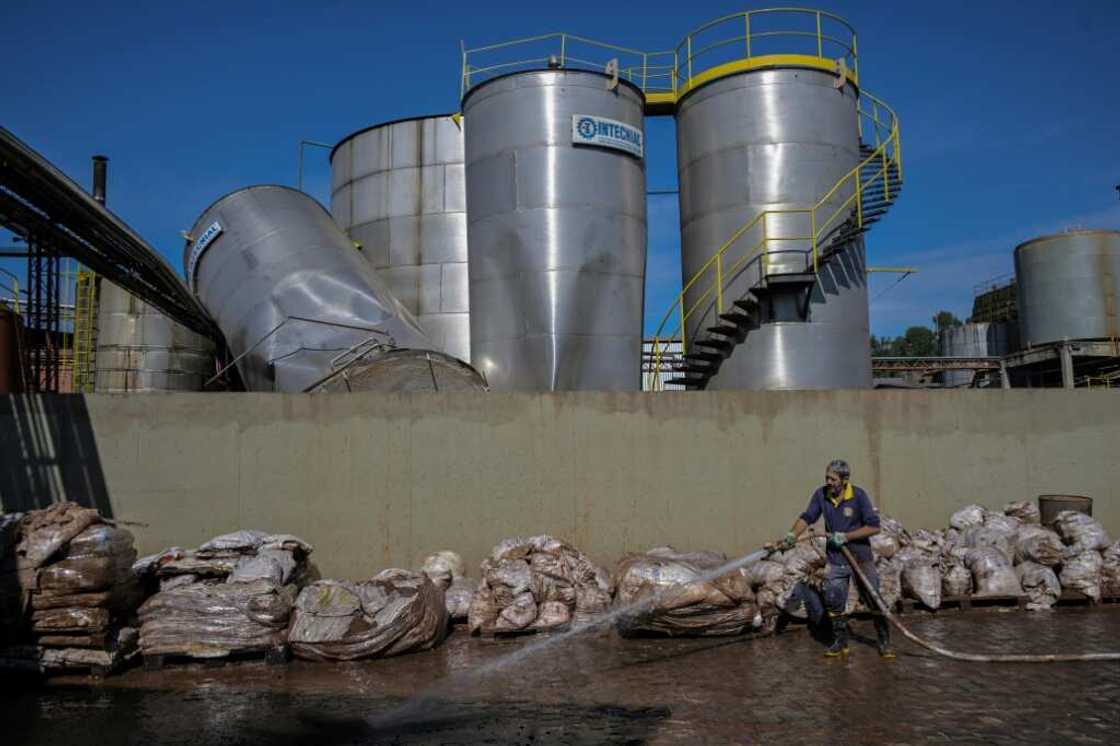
[2,391,1117,579]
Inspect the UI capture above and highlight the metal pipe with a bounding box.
[296,140,332,192]
[91,155,108,204]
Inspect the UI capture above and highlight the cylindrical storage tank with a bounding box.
[1014,230,1120,347]
[463,70,647,391]
[184,185,484,393]
[937,321,1016,387]
[676,68,869,389]
[330,114,470,363]
[94,282,216,392]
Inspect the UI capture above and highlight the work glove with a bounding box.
[780,532,797,550]
[828,532,848,549]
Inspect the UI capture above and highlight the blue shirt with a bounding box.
[799,483,881,563]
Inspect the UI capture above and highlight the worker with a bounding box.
[780,459,895,659]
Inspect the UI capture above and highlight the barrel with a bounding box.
[1038,494,1092,526]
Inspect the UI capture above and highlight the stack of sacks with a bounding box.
[135,530,313,659]
[1101,541,1120,599]
[1053,511,1113,602]
[420,550,475,623]
[744,538,827,625]
[611,547,757,637]
[1010,513,1064,610]
[287,569,447,660]
[0,503,145,673]
[468,535,611,635]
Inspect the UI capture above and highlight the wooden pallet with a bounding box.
[897,594,1027,614]
[1056,591,1120,607]
[141,645,290,671]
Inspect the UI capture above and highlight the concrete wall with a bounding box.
[2,391,1117,579]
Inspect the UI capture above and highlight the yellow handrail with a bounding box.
[460,8,860,101]
[649,93,902,389]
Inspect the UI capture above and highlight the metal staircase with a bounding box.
[652,95,904,389]
[72,269,98,392]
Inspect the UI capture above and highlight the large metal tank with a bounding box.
[184,185,485,392]
[938,322,1016,387]
[94,282,216,392]
[1015,230,1120,347]
[463,70,647,391]
[676,68,869,389]
[330,114,470,362]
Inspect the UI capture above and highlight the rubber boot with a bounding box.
[875,616,896,660]
[824,615,849,657]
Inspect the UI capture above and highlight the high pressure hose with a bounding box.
[838,544,1120,663]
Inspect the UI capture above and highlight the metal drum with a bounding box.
[938,322,1016,387]
[676,68,869,389]
[183,185,484,393]
[330,114,470,362]
[94,282,215,392]
[463,70,647,391]
[1015,230,1120,347]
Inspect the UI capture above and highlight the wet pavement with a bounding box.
[5,607,1120,744]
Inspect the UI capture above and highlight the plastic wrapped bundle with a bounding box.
[468,535,610,635]
[288,570,447,661]
[138,580,297,657]
[876,558,903,610]
[949,504,986,530]
[982,511,1021,535]
[1003,501,1041,525]
[960,526,1015,565]
[1013,525,1064,567]
[420,550,465,591]
[964,547,1021,596]
[444,577,476,622]
[136,530,313,659]
[611,548,756,637]
[909,529,945,558]
[941,559,973,597]
[1101,541,1120,599]
[1053,511,1112,555]
[1017,562,1061,610]
[0,504,146,670]
[1060,550,1103,602]
[901,558,942,609]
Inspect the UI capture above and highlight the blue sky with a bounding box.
[3,0,1118,337]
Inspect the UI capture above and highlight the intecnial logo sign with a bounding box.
[571,115,643,159]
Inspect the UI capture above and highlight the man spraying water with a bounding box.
[780,459,895,659]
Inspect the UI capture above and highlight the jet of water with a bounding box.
[369,545,774,730]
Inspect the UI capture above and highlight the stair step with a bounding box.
[718,311,752,327]
[706,324,741,338]
[683,352,722,364]
[733,298,757,312]
[695,338,733,353]
[665,377,708,388]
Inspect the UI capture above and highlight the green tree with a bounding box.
[891,326,938,357]
[932,310,962,332]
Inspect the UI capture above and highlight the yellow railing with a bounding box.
[460,8,860,104]
[460,33,676,99]
[648,93,902,389]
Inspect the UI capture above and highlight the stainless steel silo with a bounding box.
[1015,230,1120,347]
[94,281,215,392]
[183,185,484,393]
[462,70,647,391]
[937,322,1016,387]
[330,114,470,363]
[676,68,870,389]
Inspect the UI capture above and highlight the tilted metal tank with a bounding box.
[937,322,1016,387]
[94,281,216,392]
[1014,230,1120,347]
[330,114,470,362]
[184,185,485,392]
[676,68,869,389]
[463,70,647,391]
